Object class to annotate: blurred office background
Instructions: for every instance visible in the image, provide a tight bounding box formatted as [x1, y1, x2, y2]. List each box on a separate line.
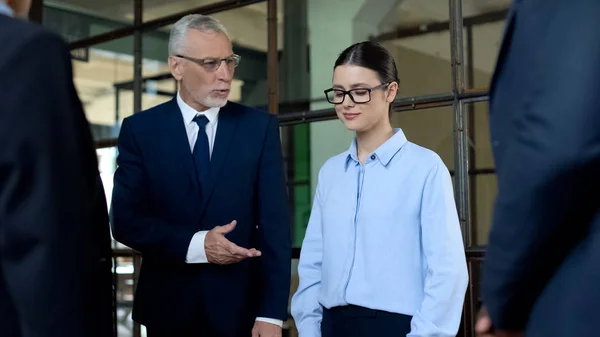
[29, 0, 512, 335]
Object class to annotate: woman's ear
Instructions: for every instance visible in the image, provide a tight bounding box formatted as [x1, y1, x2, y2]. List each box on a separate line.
[386, 82, 399, 103]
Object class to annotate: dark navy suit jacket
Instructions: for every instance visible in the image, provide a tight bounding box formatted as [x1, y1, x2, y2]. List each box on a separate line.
[483, 1, 600, 336]
[111, 98, 291, 335]
[0, 14, 113, 337]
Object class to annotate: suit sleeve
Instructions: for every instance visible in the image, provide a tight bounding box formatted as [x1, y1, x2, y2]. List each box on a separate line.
[255, 114, 292, 320]
[111, 117, 197, 261]
[483, 2, 600, 330]
[0, 31, 112, 336]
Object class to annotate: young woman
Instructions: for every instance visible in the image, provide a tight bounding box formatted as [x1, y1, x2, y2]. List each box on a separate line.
[291, 41, 469, 337]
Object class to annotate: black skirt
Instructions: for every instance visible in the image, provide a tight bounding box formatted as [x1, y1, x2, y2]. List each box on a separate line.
[321, 305, 413, 337]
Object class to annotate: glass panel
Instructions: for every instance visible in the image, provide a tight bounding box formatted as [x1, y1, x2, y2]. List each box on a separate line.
[279, 0, 310, 113]
[279, 124, 311, 249]
[139, 77, 177, 111]
[462, 0, 511, 89]
[98, 146, 135, 335]
[97, 147, 123, 248]
[306, 0, 452, 106]
[114, 255, 135, 337]
[473, 173, 497, 245]
[380, 0, 452, 97]
[467, 101, 497, 245]
[73, 36, 132, 140]
[212, 2, 270, 109]
[138, 28, 177, 110]
[472, 101, 494, 169]
[392, 106, 454, 168]
[43, 1, 134, 42]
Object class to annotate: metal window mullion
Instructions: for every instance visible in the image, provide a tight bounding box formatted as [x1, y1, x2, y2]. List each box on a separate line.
[449, 0, 472, 248]
[132, 2, 143, 337]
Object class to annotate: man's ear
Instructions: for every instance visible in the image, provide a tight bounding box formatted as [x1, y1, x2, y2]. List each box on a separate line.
[169, 56, 183, 81]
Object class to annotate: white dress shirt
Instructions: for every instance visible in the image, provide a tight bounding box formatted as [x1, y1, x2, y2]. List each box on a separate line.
[177, 93, 283, 327]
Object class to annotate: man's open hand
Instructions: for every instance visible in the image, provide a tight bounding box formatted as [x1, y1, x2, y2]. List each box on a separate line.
[204, 220, 261, 264]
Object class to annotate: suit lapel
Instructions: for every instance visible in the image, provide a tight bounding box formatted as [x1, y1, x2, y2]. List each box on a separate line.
[162, 98, 200, 192]
[201, 103, 239, 208]
[489, 5, 517, 105]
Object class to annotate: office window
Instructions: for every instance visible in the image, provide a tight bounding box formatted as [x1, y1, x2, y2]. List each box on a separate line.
[43, 1, 134, 41]
[462, 1, 511, 89]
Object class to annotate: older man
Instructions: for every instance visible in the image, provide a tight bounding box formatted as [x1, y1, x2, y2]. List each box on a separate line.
[111, 14, 291, 337]
[0, 0, 113, 336]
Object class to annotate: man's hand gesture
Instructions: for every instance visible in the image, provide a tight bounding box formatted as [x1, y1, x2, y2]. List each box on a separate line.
[205, 220, 261, 264]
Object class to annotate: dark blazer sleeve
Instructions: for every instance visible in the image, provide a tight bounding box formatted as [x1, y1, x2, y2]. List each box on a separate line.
[483, 2, 600, 330]
[0, 30, 113, 336]
[111, 118, 197, 261]
[255, 114, 292, 320]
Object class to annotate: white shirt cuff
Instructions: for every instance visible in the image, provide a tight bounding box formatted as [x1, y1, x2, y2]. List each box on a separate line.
[256, 317, 284, 327]
[185, 231, 209, 263]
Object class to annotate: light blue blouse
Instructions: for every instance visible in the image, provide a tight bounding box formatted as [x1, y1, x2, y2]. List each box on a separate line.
[291, 128, 468, 336]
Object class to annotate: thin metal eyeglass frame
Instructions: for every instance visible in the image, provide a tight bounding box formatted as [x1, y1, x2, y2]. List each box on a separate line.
[174, 54, 241, 71]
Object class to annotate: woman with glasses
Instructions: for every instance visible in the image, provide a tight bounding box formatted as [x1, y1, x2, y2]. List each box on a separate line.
[291, 41, 468, 337]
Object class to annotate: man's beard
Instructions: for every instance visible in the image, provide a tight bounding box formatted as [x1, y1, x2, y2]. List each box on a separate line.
[201, 95, 228, 108]
[193, 91, 228, 108]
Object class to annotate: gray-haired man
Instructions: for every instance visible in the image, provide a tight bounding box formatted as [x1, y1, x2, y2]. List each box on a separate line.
[111, 14, 291, 337]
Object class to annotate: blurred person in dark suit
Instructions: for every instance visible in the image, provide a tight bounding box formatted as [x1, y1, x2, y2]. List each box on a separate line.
[476, 1, 600, 337]
[0, 1, 113, 336]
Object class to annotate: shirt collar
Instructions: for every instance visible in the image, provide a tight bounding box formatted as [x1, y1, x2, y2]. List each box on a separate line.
[176, 91, 220, 125]
[345, 128, 408, 170]
[0, 2, 14, 17]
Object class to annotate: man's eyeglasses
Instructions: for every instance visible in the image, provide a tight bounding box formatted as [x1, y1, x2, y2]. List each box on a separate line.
[324, 82, 391, 104]
[175, 54, 241, 72]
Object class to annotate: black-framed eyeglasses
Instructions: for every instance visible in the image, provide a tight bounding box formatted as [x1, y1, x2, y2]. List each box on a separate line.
[175, 54, 241, 72]
[324, 82, 391, 104]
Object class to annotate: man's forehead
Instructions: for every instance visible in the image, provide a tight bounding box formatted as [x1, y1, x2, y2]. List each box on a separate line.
[185, 30, 232, 57]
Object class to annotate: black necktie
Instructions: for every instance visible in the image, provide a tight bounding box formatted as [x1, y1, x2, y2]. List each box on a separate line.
[192, 115, 210, 191]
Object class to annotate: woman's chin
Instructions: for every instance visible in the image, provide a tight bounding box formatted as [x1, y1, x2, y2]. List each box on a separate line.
[344, 123, 369, 133]
[340, 119, 363, 132]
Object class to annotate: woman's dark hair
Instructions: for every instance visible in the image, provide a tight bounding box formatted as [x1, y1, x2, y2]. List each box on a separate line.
[334, 41, 400, 89]
[334, 41, 399, 116]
